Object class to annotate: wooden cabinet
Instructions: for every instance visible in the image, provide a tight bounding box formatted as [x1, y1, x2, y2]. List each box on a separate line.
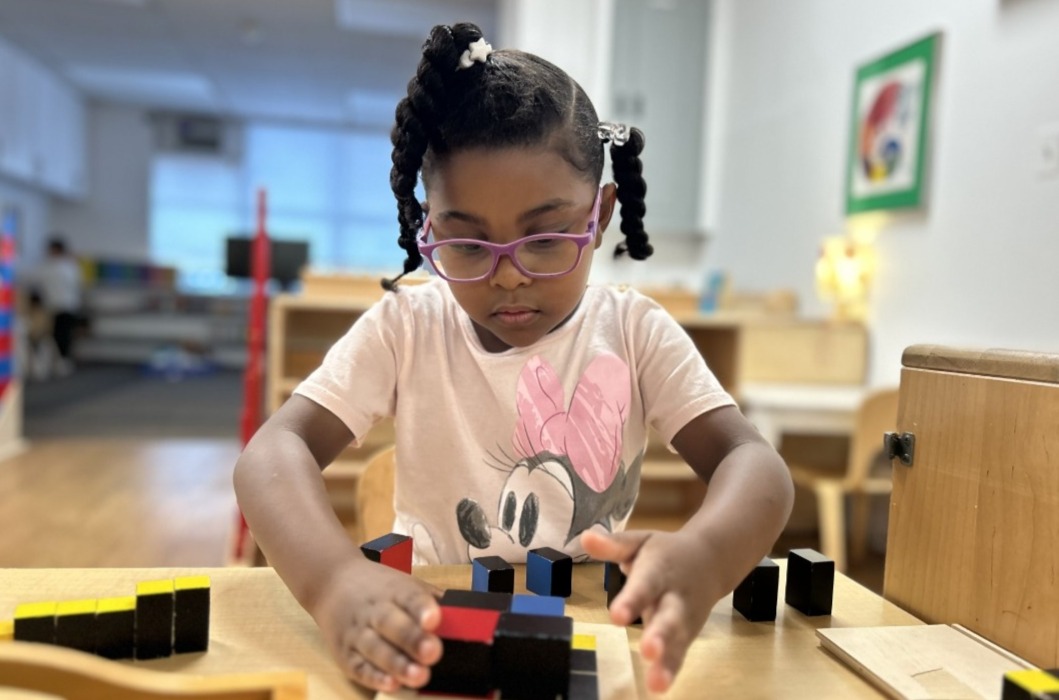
[884, 345, 1059, 669]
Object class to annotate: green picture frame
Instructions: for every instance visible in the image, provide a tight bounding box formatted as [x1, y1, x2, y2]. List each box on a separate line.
[845, 32, 940, 215]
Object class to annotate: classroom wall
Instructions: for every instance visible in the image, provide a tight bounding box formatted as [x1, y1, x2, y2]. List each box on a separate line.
[705, 0, 1059, 385]
[51, 101, 153, 261]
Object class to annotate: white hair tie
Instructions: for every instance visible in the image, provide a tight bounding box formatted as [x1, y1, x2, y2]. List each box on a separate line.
[597, 122, 631, 146]
[458, 37, 493, 70]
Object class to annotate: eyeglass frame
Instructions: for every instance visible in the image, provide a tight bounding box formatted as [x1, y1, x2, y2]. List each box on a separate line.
[416, 187, 603, 283]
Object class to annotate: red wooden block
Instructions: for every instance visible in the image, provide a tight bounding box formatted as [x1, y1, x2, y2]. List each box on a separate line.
[436, 606, 501, 644]
[360, 533, 413, 574]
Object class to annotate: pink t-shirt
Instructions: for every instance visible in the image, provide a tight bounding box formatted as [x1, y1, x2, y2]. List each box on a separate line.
[295, 278, 734, 565]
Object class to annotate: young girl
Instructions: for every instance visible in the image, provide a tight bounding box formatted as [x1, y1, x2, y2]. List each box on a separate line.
[234, 22, 793, 696]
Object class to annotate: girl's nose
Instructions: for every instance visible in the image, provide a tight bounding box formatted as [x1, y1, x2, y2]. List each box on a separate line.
[490, 253, 531, 289]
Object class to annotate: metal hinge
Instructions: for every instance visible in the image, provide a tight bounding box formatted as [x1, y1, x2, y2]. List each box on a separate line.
[884, 431, 916, 466]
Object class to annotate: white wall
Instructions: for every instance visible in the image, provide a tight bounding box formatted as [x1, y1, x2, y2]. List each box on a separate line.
[707, 0, 1059, 385]
[51, 101, 153, 261]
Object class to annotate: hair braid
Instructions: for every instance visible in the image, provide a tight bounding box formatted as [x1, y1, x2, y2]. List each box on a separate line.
[384, 24, 484, 291]
[609, 127, 652, 260]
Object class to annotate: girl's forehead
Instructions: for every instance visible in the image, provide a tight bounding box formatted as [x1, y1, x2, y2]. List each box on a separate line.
[428, 147, 595, 207]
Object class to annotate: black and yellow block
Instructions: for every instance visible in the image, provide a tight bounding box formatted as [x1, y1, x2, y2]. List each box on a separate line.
[1002, 669, 1059, 700]
[55, 599, 97, 653]
[96, 596, 136, 660]
[13, 602, 57, 644]
[174, 575, 211, 653]
[135, 579, 174, 660]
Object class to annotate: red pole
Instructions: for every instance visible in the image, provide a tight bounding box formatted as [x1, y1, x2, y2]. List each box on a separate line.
[232, 188, 270, 563]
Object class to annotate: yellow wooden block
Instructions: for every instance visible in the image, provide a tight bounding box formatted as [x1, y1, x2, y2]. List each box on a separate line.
[1005, 669, 1059, 693]
[174, 575, 211, 591]
[572, 633, 597, 651]
[96, 596, 136, 614]
[14, 602, 56, 620]
[136, 580, 174, 596]
[56, 600, 97, 617]
[0, 620, 13, 642]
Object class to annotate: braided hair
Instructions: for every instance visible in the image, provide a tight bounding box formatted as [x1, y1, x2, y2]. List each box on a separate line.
[384, 22, 651, 290]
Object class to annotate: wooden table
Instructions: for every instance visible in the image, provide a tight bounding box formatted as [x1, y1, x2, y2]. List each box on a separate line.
[0, 562, 922, 699]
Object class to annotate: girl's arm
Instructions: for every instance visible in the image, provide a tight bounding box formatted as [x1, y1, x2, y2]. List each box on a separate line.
[233, 394, 364, 610]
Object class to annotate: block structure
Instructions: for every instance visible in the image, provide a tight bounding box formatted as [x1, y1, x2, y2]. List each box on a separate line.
[95, 596, 136, 660]
[493, 612, 573, 699]
[511, 593, 564, 617]
[174, 575, 211, 653]
[733, 557, 779, 622]
[422, 605, 501, 696]
[784, 548, 834, 616]
[439, 589, 512, 612]
[359, 533, 413, 574]
[135, 579, 175, 660]
[472, 555, 514, 594]
[55, 600, 97, 653]
[1001, 669, 1059, 700]
[13, 602, 57, 645]
[527, 547, 572, 598]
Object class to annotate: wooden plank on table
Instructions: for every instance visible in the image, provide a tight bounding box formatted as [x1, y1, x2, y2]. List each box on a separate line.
[378, 622, 635, 700]
[817, 625, 1032, 700]
[740, 321, 867, 385]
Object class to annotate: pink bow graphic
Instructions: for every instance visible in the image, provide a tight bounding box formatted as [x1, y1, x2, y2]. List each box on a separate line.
[513, 354, 631, 493]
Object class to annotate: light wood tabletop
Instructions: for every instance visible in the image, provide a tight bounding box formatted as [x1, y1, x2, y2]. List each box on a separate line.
[0, 561, 922, 699]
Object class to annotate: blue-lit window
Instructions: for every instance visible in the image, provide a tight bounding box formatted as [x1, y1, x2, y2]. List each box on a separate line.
[149, 123, 400, 293]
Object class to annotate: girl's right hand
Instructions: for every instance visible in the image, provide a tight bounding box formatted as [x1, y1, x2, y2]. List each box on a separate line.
[312, 559, 443, 692]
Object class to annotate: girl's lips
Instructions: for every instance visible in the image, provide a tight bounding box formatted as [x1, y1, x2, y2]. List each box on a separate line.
[493, 308, 540, 327]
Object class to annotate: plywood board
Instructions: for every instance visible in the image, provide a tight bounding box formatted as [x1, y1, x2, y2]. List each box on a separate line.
[378, 622, 635, 700]
[817, 624, 1032, 700]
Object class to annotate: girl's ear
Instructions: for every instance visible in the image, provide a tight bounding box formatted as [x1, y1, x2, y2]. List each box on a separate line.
[594, 183, 618, 248]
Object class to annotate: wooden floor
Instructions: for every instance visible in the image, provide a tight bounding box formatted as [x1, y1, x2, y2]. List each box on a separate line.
[0, 437, 241, 568]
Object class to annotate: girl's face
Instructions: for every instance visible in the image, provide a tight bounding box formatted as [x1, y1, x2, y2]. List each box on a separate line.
[425, 147, 616, 353]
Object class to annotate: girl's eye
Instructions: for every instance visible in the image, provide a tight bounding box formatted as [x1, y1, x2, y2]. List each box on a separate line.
[524, 238, 562, 252]
[447, 242, 486, 255]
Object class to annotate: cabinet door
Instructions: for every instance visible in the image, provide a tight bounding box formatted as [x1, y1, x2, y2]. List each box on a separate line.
[610, 0, 709, 235]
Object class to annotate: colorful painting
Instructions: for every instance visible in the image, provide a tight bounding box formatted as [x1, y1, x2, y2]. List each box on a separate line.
[846, 33, 940, 214]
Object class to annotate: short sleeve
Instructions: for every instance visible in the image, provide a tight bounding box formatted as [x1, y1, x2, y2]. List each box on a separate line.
[293, 295, 403, 445]
[630, 299, 736, 447]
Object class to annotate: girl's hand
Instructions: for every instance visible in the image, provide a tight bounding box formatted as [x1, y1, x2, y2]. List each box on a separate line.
[311, 559, 443, 693]
[582, 528, 726, 694]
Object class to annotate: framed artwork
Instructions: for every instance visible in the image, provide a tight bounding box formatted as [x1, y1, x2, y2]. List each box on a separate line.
[845, 32, 941, 215]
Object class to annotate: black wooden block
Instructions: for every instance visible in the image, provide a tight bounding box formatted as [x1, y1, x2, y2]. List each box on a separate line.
[568, 670, 600, 700]
[174, 575, 211, 653]
[492, 612, 573, 699]
[55, 600, 97, 653]
[135, 580, 175, 660]
[472, 555, 515, 594]
[733, 557, 779, 622]
[604, 561, 641, 625]
[439, 588, 512, 612]
[95, 596, 136, 660]
[571, 648, 597, 673]
[13, 602, 56, 645]
[423, 605, 499, 697]
[527, 546, 572, 598]
[785, 548, 834, 616]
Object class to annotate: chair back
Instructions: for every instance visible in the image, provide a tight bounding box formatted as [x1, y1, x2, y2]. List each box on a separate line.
[845, 387, 899, 488]
[355, 445, 396, 544]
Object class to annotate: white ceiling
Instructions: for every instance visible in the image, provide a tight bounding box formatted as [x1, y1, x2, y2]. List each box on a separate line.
[0, 0, 499, 127]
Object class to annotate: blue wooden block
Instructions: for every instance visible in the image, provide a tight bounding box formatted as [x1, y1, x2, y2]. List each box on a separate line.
[511, 593, 565, 617]
[471, 555, 514, 594]
[527, 547, 572, 597]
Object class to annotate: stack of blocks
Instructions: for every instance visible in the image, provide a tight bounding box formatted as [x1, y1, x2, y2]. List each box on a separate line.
[428, 588, 600, 699]
[733, 549, 834, 622]
[5, 575, 210, 660]
[1002, 669, 1059, 699]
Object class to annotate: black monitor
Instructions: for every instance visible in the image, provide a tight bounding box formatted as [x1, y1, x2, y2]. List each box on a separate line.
[225, 236, 309, 290]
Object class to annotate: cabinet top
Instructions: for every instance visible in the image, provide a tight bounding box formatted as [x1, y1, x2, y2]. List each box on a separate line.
[903, 344, 1059, 384]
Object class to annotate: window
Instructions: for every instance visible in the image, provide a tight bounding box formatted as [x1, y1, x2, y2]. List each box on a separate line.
[149, 122, 402, 293]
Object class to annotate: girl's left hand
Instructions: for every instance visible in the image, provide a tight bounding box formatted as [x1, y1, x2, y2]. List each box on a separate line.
[581, 528, 726, 694]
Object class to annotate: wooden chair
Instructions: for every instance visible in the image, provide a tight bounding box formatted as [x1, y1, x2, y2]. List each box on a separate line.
[354, 445, 397, 545]
[787, 387, 899, 573]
